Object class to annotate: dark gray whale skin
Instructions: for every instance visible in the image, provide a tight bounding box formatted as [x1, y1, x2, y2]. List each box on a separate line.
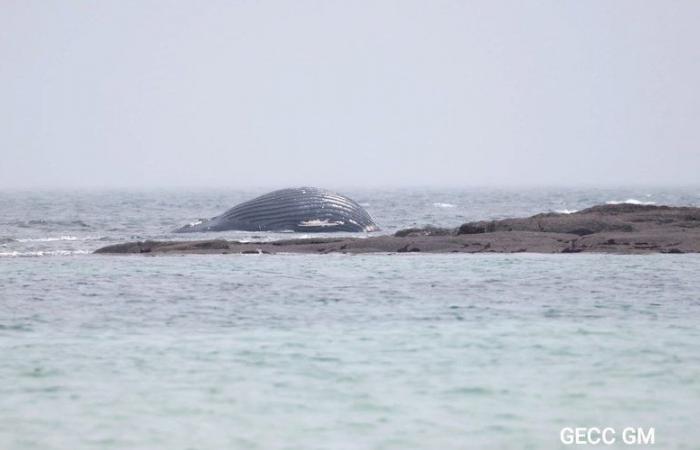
[175, 187, 379, 233]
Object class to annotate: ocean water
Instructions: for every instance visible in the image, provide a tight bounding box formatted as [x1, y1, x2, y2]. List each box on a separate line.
[1, 187, 700, 449]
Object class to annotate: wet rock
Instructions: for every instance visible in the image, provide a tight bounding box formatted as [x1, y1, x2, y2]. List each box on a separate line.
[96, 204, 700, 255]
[394, 226, 451, 237]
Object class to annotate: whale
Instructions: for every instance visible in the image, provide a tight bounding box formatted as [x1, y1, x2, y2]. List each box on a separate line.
[175, 187, 380, 233]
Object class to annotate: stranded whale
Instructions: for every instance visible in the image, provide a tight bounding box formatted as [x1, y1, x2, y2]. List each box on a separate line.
[175, 187, 379, 233]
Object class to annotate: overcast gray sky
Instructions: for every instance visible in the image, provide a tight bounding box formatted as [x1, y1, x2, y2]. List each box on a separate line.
[1, 1, 698, 189]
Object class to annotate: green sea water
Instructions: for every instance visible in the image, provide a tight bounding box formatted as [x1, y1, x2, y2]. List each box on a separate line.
[1, 188, 699, 449]
[2, 253, 699, 449]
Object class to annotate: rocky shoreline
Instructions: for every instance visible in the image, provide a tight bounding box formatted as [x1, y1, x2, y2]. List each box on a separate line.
[95, 204, 700, 255]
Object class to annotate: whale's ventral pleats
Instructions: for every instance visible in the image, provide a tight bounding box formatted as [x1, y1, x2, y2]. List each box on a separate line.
[175, 187, 379, 233]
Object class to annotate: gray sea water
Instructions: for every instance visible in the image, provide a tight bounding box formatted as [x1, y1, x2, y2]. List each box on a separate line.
[1, 187, 700, 449]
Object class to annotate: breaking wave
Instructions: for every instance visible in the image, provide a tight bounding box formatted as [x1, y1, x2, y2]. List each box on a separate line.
[10, 236, 107, 243]
[6, 219, 91, 229]
[605, 199, 656, 206]
[0, 250, 91, 258]
[16, 236, 79, 242]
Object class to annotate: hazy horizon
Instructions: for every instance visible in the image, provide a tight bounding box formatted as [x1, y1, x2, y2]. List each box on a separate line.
[2, 1, 699, 189]
[2, 182, 700, 192]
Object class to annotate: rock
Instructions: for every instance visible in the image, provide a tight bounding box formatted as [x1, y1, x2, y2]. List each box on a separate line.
[95, 204, 700, 255]
[394, 225, 452, 237]
[456, 223, 487, 234]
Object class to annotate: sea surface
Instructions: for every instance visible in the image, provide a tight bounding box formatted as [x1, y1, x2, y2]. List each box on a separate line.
[1, 187, 700, 449]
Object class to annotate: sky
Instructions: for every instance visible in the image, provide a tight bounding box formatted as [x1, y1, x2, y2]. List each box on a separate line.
[1, 0, 699, 189]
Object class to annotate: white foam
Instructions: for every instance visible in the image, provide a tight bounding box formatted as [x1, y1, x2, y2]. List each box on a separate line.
[0, 250, 91, 258]
[433, 202, 456, 208]
[605, 199, 656, 206]
[297, 219, 344, 227]
[554, 209, 579, 214]
[16, 236, 78, 242]
[14, 236, 106, 243]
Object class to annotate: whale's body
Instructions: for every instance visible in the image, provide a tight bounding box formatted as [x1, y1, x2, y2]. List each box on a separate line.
[175, 187, 379, 233]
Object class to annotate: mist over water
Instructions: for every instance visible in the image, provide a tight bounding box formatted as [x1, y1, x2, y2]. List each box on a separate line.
[3, 1, 700, 189]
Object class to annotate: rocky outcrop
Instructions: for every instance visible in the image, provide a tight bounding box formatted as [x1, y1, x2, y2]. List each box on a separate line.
[455, 204, 697, 236]
[95, 204, 700, 255]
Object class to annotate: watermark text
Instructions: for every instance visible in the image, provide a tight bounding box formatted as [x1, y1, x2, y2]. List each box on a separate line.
[560, 427, 655, 445]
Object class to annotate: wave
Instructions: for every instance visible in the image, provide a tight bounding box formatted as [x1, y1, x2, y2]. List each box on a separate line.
[0, 250, 91, 258]
[11, 236, 107, 243]
[15, 236, 78, 242]
[605, 199, 656, 206]
[554, 209, 579, 214]
[5, 219, 91, 228]
[433, 202, 456, 208]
